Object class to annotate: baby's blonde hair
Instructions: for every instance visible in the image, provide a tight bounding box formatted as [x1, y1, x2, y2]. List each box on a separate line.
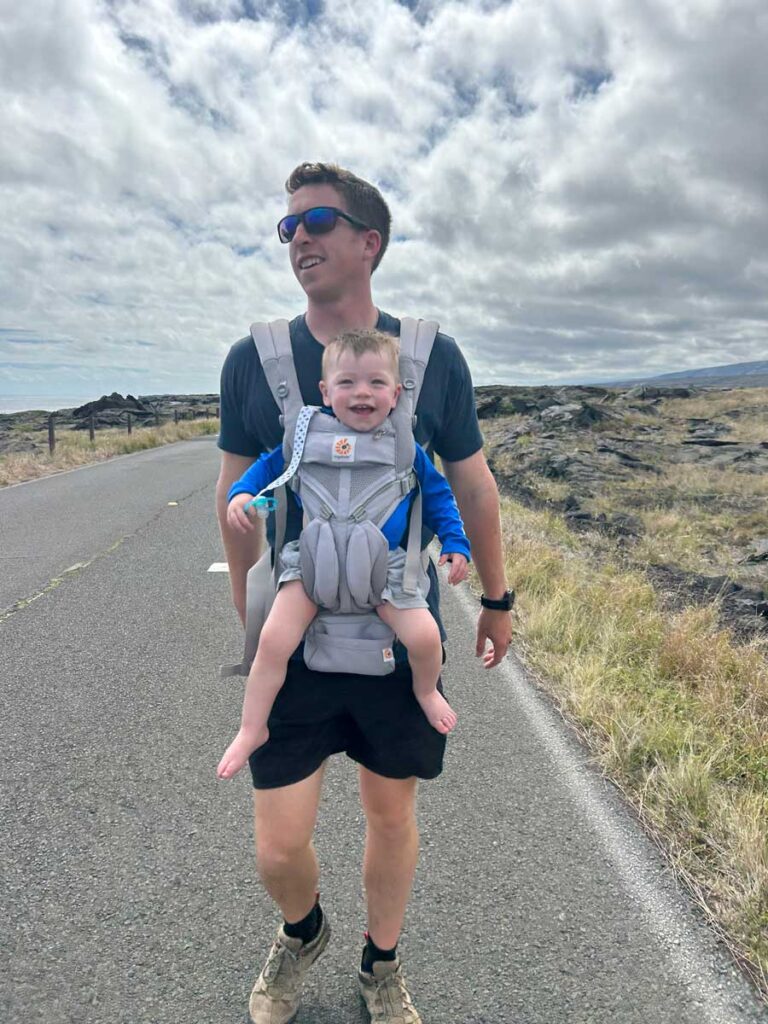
[322, 329, 400, 380]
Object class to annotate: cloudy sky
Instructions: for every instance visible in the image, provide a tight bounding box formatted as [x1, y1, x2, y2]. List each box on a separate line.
[1, 0, 766, 401]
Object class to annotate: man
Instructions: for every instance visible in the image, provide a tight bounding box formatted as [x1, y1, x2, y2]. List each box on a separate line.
[216, 162, 513, 1024]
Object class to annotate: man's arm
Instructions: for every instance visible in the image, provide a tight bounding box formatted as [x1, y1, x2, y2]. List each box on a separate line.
[216, 451, 265, 626]
[442, 450, 513, 668]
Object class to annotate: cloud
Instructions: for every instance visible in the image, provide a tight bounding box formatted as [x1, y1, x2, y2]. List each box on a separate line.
[0, 0, 766, 398]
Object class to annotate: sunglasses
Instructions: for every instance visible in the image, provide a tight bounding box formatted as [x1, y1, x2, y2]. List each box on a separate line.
[277, 206, 371, 244]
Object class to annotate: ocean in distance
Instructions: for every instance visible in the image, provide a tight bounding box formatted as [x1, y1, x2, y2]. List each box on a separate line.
[0, 396, 94, 414]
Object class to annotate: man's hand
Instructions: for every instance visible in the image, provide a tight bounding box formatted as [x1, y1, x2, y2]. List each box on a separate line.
[475, 607, 513, 668]
[443, 451, 513, 669]
[438, 551, 469, 585]
[216, 453, 263, 626]
[227, 493, 258, 534]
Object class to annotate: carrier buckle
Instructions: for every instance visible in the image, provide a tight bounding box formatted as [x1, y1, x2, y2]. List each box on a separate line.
[350, 506, 367, 523]
[400, 472, 417, 495]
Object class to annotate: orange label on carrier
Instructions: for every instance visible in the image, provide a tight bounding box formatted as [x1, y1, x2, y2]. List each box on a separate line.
[332, 435, 356, 461]
[382, 647, 395, 663]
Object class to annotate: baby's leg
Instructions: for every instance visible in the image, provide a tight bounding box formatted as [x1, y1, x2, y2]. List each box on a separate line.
[217, 581, 317, 779]
[376, 604, 457, 735]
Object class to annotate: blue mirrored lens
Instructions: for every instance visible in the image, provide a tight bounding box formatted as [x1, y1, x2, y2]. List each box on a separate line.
[303, 207, 337, 234]
[278, 215, 300, 242]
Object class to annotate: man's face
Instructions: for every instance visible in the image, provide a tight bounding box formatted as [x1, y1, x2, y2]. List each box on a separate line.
[286, 184, 377, 302]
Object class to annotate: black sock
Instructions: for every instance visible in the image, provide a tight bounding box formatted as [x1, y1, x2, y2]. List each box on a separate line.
[361, 931, 397, 973]
[283, 901, 323, 945]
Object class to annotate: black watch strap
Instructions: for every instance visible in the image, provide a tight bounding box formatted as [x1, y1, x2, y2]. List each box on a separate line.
[480, 589, 515, 611]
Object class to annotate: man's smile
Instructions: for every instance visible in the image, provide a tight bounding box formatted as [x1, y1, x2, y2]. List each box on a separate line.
[298, 255, 324, 270]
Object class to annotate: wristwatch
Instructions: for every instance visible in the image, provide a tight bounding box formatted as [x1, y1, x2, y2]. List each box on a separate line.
[480, 589, 515, 611]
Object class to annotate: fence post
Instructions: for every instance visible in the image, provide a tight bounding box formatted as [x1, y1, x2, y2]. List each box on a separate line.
[127, 412, 132, 435]
[89, 412, 95, 443]
[154, 410, 160, 427]
[174, 409, 179, 425]
[215, 405, 219, 419]
[48, 414, 55, 454]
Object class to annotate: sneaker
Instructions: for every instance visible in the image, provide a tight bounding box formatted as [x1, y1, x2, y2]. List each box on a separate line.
[358, 958, 423, 1024]
[248, 914, 331, 1024]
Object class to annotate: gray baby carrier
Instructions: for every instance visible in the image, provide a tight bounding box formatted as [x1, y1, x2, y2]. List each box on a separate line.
[220, 317, 439, 679]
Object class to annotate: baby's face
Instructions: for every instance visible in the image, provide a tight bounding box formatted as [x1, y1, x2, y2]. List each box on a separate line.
[320, 350, 402, 432]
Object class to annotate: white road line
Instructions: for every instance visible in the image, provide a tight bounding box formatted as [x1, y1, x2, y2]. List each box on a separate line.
[453, 583, 757, 1024]
[208, 562, 230, 572]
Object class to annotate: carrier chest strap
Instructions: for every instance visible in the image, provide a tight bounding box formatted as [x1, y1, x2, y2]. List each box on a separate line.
[249, 405, 319, 504]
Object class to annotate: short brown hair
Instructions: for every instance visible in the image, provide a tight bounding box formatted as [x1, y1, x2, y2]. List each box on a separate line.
[322, 329, 400, 380]
[285, 162, 391, 272]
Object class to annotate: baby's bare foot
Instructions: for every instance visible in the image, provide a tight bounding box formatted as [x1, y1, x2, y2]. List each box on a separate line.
[415, 690, 458, 734]
[217, 725, 269, 779]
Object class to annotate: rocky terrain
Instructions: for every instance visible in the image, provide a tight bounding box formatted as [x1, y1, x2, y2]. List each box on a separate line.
[477, 382, 768, 642]
[0, 393, 219, 455]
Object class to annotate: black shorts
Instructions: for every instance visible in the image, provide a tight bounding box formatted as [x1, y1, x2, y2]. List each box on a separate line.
[248, 660, 447, 789]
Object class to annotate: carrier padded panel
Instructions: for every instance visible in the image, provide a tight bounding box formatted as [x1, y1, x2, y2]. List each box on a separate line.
[346, 521, 390, 608]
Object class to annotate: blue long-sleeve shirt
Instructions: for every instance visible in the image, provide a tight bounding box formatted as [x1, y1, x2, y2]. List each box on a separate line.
[228, 437, 471, 561]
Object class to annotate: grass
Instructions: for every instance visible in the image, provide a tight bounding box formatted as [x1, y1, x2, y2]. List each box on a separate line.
[587, 465, 768, 577]
[0, 419, 219, 487]
[661, 389, 768, 443]
[497, 497, 768, 996]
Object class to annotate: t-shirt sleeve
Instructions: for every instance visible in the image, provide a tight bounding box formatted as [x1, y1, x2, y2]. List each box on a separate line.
[217, 340, 262, 456]
[431, 340, 484, 463]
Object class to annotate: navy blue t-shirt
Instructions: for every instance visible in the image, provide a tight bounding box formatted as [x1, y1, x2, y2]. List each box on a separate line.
[218, 310, 483, 646]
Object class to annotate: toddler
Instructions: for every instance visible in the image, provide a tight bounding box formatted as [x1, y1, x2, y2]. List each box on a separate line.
[217, 329, 470, 779]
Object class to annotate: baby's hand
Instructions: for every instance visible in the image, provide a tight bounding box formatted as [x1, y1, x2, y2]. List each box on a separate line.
[227, 493, 257, 534]
[438, 552, 469, 585]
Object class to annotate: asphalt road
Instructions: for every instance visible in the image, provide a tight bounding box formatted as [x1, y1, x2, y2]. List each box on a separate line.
[1, 437, 766, 1024]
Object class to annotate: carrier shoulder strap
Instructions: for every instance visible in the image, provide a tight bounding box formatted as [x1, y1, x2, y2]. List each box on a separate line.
[249, 320, 303, 451]
[250, 319, 304, 572]
[393, 317, 439, 451]
[395, 318, 439, 595]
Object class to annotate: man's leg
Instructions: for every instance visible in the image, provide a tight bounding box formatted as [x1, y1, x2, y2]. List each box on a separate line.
[248, 765, 331, 1024]
[357, 767, 422, 1022]
[359, 767, 419, 949]
[253, 763, 325, 922]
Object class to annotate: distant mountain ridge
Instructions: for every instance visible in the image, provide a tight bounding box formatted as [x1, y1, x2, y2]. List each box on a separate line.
[607, 359, 768, 389]
[650, 360, 768, 382]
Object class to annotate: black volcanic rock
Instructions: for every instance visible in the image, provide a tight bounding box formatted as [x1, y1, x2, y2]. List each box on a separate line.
[73, 393, 153, 418]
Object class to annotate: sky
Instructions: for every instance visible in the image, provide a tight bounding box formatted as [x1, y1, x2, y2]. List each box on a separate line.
[1, 0, 767, 399]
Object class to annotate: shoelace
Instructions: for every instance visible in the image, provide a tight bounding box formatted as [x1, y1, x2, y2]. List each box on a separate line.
[371, 969, 417, 1021]
[262, 939, 299, 988]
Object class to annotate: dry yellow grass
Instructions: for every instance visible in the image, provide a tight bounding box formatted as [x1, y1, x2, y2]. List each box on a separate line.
[0, 419, 219, 487]
[659, 389, 768, 444]
[580, 461, 768, 577]
[498, 497, 768, 995]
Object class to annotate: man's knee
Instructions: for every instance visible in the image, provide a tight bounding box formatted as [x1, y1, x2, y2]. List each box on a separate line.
[253, 769, 324, 873]
[256, 829, 313, 875]
[362, 780, 418, 838]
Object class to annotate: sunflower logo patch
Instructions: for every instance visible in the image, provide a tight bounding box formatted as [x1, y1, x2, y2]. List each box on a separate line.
[332, 435, 356, 461]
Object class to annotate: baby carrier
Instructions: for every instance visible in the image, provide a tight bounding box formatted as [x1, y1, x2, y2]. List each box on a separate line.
[220, 317, 439, 679]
